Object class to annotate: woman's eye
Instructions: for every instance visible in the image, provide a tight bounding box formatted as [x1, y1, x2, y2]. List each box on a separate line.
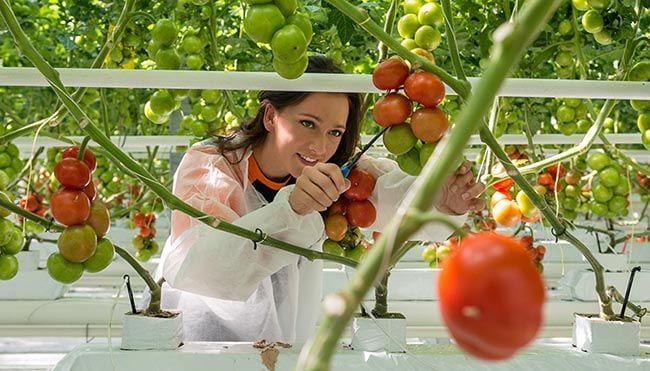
[300, 120, 315, 129]
[329, 130, 343, 137]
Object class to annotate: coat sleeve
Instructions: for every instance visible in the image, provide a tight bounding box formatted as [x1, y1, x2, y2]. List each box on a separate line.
[161, 148, 324, 301]
[356, 156, 467, 243]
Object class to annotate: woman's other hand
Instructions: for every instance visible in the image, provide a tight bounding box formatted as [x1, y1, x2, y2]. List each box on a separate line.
[435, 160, 486, 215]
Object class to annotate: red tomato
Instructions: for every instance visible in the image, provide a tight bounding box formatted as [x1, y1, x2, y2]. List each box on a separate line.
[329, 198, 349, 216]
[62, 146, 97, 173]
[82, 181, 97, 202]
[545, 163, 565, 179]
[20, 194, 40, 212]
[410, 106, 448, 143]
[404, 71, 445, 108]
[50, 188, 91, 226]
[133, 212, 146, 228]
[438, 231, 545, 361]
[372, 58, 410, 90]
[344, 169, 376, 201]
[492, 177, 513, 192]
[372, 93, 412, 127]
[86, 201, 110, 238]
[54, 158, 91, 189]
[346, 200, 376, 228]
[491, 199, 522, 227]
[537, 172, 554, 186]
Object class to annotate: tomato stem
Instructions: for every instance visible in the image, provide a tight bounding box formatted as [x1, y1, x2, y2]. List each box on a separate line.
[441, 0, 468, 83]
[77, 136, 91, 161]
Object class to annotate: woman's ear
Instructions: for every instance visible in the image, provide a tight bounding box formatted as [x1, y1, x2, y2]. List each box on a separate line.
[262, 104, 276, 132]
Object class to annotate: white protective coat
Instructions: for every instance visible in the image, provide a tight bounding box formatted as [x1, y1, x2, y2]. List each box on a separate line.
[156, 143, 466, 344]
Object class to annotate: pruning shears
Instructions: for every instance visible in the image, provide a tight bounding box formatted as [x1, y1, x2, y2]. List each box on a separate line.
[340, 127, 389, 177]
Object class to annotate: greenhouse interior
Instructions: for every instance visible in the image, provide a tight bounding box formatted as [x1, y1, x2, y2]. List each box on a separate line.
[0, 0, 649, 369]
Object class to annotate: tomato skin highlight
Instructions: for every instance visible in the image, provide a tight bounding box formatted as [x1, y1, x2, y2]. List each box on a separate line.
[438, 232, 545, 361]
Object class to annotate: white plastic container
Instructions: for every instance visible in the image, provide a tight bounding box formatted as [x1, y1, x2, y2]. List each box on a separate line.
[120, 311, 183, 350]
[572, 313, 640, 356]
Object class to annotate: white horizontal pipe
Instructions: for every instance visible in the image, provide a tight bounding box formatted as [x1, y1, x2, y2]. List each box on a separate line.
[14, 133, 646, 153]
[1, 68, 648, 99]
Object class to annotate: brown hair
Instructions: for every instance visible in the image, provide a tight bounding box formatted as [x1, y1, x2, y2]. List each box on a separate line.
[214, 55, 363, 166]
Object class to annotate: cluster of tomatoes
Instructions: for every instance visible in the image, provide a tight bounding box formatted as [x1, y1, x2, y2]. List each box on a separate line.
[322, 168, 377, 262]
[243, 1, 313, 79]
[489, 162, 542, 228]
[19, 192, 48, 218]
[518, 235, 547, 273]
[131, 211, 159, 262]
[437, 231, 545, 361]
[46, 146, 115, 284]
[397, 0, 444, 56]
[372, 57, 449, 176]
[420, 235, 459, 268]
[0, 194, 25, 281]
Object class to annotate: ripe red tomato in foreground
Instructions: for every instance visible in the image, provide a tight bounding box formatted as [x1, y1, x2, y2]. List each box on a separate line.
[404, 71, 445, 108]
[344, 169, 376, 201]
[438, 232, 545, 361]
[372, 58, 410, 90]
[62, 146, 97, 172]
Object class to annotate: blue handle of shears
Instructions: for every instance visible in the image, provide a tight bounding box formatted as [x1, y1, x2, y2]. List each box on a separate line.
[340, 163, 352, 178]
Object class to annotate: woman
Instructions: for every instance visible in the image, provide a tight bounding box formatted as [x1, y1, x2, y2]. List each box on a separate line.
[157, 55, 484, 344]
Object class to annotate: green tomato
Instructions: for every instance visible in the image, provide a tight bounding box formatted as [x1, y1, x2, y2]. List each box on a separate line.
[598, 166, 620, 187]
[564, 184, 580, 198]
[591, 183, 613, 203]
[587, 152, 610, 170]
[0, 218, 13, 246]
[1, 228, 24, 255]
[84, 238, 115, 273]
[638, 113, 650, 133]
[613, 180, 630, 195]
[582, 10, 604, 34]
[421, 245, 437, 264]
[562, 196, 579, 211]
[322, 239, 345, 257]
[608, 195, 627, 213]
[136, 248, 152, 262]
[589, 201, 608, 216]
[345, 245, 366, 262]
[47, 253, 84, 284]
[0, 254, 18, 280]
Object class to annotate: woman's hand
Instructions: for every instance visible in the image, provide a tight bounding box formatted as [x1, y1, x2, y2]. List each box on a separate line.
[435, 160, 486, 215]
[289, 163, 350, 215]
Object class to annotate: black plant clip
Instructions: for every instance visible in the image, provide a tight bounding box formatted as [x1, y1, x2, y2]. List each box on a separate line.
[620, 266, 642, 319]
[123, 274, 137, 314]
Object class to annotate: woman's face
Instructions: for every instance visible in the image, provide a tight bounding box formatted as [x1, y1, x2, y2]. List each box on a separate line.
[262, 92, 350, 179]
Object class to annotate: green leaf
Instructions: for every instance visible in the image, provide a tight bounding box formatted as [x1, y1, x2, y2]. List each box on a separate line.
[323, 3, 356, 44]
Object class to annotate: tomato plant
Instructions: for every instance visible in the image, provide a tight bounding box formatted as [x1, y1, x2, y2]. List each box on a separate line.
[438, 232, 545, 361]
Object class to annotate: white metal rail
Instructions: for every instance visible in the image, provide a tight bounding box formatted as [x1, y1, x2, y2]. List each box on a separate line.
[1, 68, 649, 99]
